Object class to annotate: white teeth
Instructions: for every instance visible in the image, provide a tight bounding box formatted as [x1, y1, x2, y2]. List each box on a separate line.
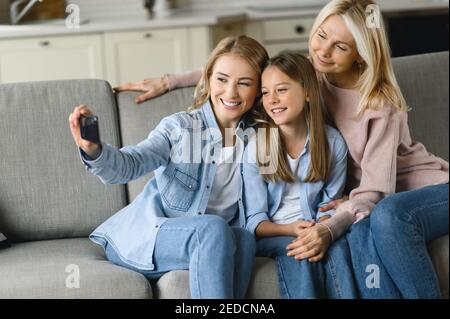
[221, 99, 241, 107]
[272, 108, 287, 114]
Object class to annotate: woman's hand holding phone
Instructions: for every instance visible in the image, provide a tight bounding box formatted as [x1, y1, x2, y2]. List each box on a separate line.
[68, 105, 102, 159]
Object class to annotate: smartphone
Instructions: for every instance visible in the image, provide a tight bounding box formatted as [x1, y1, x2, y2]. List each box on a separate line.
[80, 114, 101, 144]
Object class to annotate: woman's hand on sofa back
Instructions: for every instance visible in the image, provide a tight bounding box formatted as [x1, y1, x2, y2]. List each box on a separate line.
[113, 76, 170, 104]
[68, 105, 102, 159]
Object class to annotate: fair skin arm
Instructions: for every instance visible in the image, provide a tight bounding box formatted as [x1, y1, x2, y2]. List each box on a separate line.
[255, 220, 316, 238]
[318, 195, 349, 212]
[286, 216, 333, 262]
[68, 105, 102, 159]
[113, 69, 203, 104]
[113, 77, 170, 104]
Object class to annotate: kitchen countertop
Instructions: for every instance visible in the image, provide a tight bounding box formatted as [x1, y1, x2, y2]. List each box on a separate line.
[0, 10, 248, 39]
[0, 0, 448, 39]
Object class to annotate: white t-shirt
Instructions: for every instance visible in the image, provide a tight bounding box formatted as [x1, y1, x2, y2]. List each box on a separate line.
[206, 146, 240, 223]
[271, 154, 304, 224]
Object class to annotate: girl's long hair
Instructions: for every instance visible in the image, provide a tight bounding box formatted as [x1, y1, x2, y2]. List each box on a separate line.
[309, 0, 408, 115]
[255, 52, 331, 183]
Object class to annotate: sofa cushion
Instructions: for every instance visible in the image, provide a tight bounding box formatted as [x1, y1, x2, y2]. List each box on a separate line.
[154, 270, 190, 299]
[154, 257, 281, 299]
[0, 238, 153, 298]
[392, 51, 449, 161]
[0, 80, 127, 241]
[429, 235, 449, 298]
[246, 257, 281, 299]
[116, 87, 195, 201]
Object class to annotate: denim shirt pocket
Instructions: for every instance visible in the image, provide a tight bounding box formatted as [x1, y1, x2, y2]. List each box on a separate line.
[162, 168, 199, 211]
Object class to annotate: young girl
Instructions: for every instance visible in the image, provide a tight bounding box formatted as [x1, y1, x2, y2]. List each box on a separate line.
[68, 35, 269, 299]
[243, 51, 357, 298]
[115, 0, 449, 298]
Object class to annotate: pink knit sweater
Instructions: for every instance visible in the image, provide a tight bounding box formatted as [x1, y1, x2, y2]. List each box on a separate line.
[168, 70, 449, 241]
[320, 78, 449, 240]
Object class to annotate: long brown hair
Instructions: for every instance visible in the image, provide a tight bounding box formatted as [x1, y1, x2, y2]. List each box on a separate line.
[191, 35, 269, 110]
[255, 51, 331, 184]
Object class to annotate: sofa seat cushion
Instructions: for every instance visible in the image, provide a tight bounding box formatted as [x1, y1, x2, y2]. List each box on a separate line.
[155, 257, 281, 299]
[429, 234, 449, 298]
[0, 238, 152, 299]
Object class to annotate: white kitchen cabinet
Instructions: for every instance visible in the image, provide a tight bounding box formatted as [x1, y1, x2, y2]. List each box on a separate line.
[104, 27, 200, 87]
[0, 34, 104, 83]
[246, 16, 315, 57]
[0, 14, 317, 86]
[188, 23, 247, 69]
[187, 26, 211, 70]
[264, 41, 310, 57]
[102, 24, 244, 87]
[211, 21, 246, 47]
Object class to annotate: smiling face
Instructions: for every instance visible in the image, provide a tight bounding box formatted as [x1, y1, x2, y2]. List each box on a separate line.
[310, 15, 362, 81]
[209, 54, 260, 128]
[261, 66, 308, 127]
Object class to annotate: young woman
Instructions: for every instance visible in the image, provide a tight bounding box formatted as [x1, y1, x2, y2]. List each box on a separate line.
[114, 0, 449, 298]
[68, 35, 269, 299]
[243, 51, 357, 298]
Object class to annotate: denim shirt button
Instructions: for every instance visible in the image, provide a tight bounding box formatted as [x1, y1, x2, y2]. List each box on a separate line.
[155, 225, 159, 228]
[206, 185, 210, 189]
[188, 185, 192, 189]
[212, 160, 216, 164]
[197, 212, 202, 215]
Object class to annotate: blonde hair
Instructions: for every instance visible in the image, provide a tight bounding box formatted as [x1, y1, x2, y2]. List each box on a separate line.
[309, 0, 408, 115]
[255, 51, 331, 184]
[191, 35, 269, 110]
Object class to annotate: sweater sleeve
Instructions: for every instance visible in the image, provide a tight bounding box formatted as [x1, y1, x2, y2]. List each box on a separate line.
[167, 69, 203, 90]
[321, 108, 401, 241]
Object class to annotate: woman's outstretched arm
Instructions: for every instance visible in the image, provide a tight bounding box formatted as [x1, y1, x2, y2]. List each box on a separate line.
[114, 69, 203, 104]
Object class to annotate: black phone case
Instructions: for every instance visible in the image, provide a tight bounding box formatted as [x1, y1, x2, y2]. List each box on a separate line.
[80, 115, 101, 144]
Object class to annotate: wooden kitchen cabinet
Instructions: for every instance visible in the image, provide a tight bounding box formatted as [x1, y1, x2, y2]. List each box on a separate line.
[0, 34, 104, 83]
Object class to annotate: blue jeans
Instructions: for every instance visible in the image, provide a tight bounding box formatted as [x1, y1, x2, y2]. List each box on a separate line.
[105, 215, 255, 299]
[370, 183, 449, 299]
[256, 235, 358, 298]
[346, 218, 402, 298]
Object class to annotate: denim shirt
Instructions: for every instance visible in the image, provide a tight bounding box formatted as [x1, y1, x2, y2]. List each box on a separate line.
[243, 126, 348, 235]
[83, 101, 250, 270]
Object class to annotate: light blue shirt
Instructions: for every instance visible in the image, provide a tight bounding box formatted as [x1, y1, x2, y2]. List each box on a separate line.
[243, 126, 348, 235]
[83, 101, 251, 270]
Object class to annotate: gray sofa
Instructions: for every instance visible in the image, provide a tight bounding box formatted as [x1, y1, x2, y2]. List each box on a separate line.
[0, 52, 448, 299]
